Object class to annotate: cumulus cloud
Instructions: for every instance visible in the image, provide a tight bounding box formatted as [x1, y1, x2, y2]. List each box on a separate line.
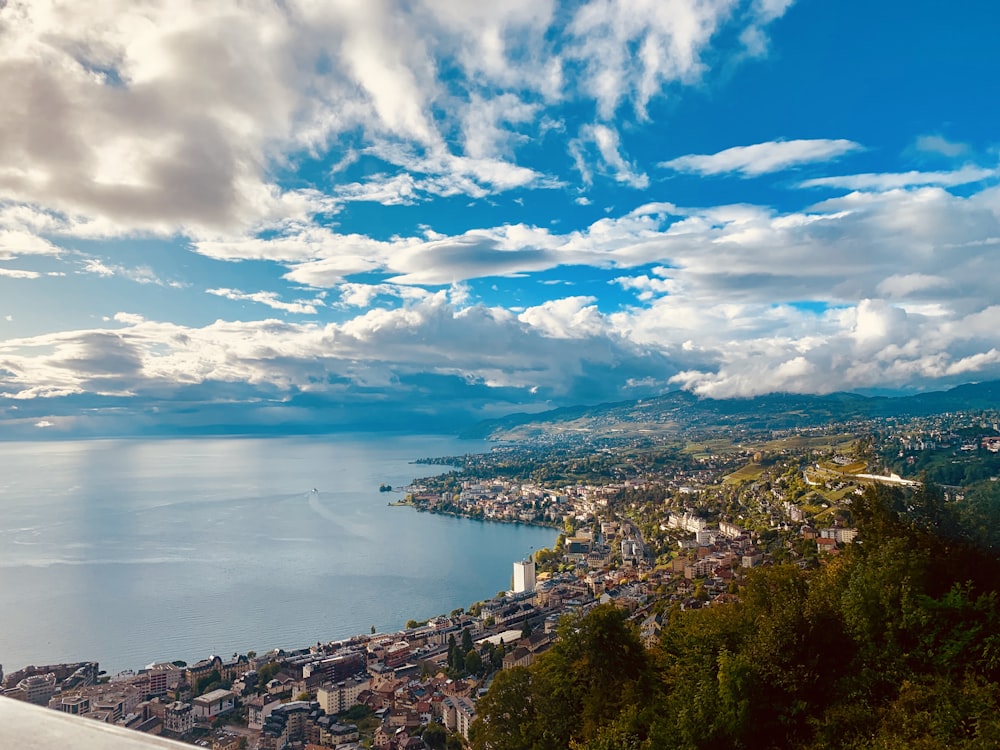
[517, 296, 605, 338]
[660, 138, 862, 176]
[0, 0, 790, 242]
[10, 0, 1000, 424]
[662, 296, 1000, 398]
[0, 295, 672, 414]
[186, 181, 1000, 327]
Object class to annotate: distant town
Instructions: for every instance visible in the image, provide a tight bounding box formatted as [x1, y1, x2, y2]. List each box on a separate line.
[4, 407, 1000, 750]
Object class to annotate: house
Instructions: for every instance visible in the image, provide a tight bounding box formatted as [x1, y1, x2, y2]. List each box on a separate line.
[373, 724, 393, 749]
[502, 646, 533, 670]
[816, 537, 838, 555]
[640, 612, 663, 648]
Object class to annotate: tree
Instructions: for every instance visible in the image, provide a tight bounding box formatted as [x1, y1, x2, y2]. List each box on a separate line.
[257, 662, 280, 685]
[422, 722, 447, 750]
[469, 667, 538, 750]
[473, 605, 653, 750]
[464, 649, 483, 676]
[196, 669, 222, 696]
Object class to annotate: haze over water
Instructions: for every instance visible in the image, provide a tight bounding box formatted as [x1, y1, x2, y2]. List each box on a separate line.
[0, 435, 555, 675]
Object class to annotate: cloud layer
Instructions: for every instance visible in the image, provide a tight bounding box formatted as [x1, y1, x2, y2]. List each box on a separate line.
[2, 0, 1000, 435]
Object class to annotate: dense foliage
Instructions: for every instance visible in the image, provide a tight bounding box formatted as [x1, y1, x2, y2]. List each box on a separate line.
[471, 484, 1000, 749]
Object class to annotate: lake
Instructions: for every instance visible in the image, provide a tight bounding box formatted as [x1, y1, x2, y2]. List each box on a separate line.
[0, 435, 556, 675]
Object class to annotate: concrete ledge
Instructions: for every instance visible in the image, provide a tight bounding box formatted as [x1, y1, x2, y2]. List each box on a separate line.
[0, 697, 192, 750]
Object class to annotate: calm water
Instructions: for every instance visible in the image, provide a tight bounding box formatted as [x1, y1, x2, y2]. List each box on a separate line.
[0, 435, 555, 675]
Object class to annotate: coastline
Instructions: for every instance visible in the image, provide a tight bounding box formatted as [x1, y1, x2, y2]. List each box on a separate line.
[387, 495, 561, 530]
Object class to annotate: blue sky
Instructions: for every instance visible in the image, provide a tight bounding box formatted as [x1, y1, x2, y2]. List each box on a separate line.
[2, 0, 1000, 436]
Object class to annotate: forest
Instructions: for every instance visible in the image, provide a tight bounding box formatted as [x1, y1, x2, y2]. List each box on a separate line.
[470, 481, 1000, 750]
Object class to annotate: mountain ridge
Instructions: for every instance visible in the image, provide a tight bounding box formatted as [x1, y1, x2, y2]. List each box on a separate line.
[463, 380, 1000, 440]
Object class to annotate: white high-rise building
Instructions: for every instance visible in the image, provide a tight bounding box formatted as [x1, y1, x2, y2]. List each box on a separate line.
[513, 559, 535, 593]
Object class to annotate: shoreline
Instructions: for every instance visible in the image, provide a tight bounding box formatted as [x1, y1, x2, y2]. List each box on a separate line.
[387, 495, 561, 531]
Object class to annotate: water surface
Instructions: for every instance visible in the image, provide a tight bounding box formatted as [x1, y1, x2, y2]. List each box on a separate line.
[0, 435, 555, 674]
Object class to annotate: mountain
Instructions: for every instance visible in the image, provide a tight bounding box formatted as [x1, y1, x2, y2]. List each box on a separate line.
[464, 380, 1000, 441]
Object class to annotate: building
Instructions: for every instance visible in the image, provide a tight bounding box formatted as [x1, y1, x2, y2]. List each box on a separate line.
[513, 559, 536, 594]
[317, 675, 370, 715]
[143, 664, 182, 697]
[163, 701, 194, 735]
[718, 521, 743, 539]
[442, 696, 476, 739]
[248, 694, 284, 730]
[50, 694, 90, 715]
[16, 673, 57, 705]
[192, 689, 235, 721]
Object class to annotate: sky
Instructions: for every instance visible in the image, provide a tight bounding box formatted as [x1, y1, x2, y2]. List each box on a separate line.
[1, 0, 1000, 437]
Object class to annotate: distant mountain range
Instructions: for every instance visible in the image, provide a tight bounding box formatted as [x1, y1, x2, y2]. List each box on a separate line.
[464, 380, 1000, 441]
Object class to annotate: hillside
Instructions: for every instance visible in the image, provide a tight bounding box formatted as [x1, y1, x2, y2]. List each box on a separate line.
[464, 380, 1000, 441]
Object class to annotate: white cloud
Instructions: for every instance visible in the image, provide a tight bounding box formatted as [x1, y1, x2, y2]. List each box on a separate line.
[753, 0, 796, 22]
[12, 2, 1000, 411]
[799, 165, 998, 190]
[334, 173, 420, 206]
[0, 230, 65, 261]
[113, 312, 146, 325]
[80, 259, 172, 286]
[613, 271, 678, 300]
[0, 0, 791, 246]
[206, 288, 321, 315]
[332, 152, 550, 205]
[0, 295, 668, 408]
[914, 134, 968, 157]
[566, 0, 739, 119]
[0, 267, 42, 279]
[336, 283, 430, 308]
[186, 180, 1000, 318]
[876, 273, 948, 298]
[570, 124, 649, 188]
[517, 296, 605, 338]
[660, 138, 862, 176]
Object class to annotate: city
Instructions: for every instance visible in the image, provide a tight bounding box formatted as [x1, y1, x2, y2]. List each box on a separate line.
[5, 406, 1000, 748]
